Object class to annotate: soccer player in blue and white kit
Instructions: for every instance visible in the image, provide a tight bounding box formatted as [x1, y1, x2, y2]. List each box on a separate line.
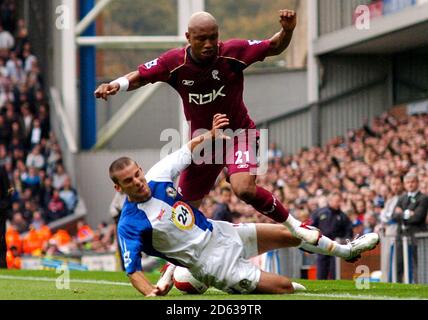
[109, 114, 379, 297]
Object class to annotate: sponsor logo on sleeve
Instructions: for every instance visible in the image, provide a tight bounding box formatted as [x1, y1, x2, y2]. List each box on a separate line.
[248, 40, 262, 46]
[144, 58, 159, 69]
[182, 80, 195, 86]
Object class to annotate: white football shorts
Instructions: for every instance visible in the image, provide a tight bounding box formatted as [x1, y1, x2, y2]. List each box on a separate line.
[190, 220, 260, 294]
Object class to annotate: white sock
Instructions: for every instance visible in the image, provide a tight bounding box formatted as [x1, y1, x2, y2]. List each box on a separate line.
[299, 235, 350, 259]
[282, 213, 301, 232]
[157, 264, 176, 288]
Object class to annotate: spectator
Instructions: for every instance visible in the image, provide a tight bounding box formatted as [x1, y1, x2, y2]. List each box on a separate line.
[30, 209, 45, 231]
[311, 192, 353, 280]
[0, 24, 14, 51]
[46, 189, 68, 223]
[379, 175, 403, 236]
[6, 50, 24, 84]
[39, 176, 54, 209]
[109, 191, 126, 224]
[37, 105, 50, 139]
[52, 163, 67, 190]
[363, 212, 378, 234]
[29, 118, 42, 148]
[392, 172, 428, 283]
[0, 115, 11, 144]
[22, 47, 37, 73]
[352, 219, 364, 238]
[6, 245, 21, 269]
[46, 142, 62, 176]
[268, 142, 284, 162]
[11, 212, 27, 233]
[25, 144, 45, 169]
[0, 144, 11, 166]
[22, 228, 42, 256]
[21, 166, 40, 195]
[1, 1, 17, 34]
[212, 186, 233, 222]
[19, 104, 32, 142]
[76, 219, 94, 250]
[109, 191, 126, 270]
[59, 175, 78, 212]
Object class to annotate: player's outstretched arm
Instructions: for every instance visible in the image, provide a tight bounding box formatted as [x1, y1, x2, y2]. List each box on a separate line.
[94, 70, 149, 101]
[129, 271, 158, 297]
[267, 9, 297, 57]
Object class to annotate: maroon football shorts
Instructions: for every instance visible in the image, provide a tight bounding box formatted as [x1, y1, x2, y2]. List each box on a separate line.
[178, 130, 259, 201]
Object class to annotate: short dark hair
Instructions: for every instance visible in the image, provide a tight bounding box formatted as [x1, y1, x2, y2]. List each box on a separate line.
[109, 157, 135, 185]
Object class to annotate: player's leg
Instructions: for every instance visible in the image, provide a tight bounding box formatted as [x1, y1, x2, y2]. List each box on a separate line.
[248, 223, 379, 261]
[202, 222, 305, 295]
[178, 163, 224, 208]
[254, 223, 300, 254]
[253, 271, 294, 294]
[227, 130, 320, 244]
[229, 172, 319, 244]
[254, 224, 350, 258]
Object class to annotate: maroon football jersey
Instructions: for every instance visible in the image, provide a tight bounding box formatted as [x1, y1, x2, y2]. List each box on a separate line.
[138, 39, 271, 136]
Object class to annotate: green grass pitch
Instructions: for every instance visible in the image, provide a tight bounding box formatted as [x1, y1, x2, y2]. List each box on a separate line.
[0, 269, 427, 300]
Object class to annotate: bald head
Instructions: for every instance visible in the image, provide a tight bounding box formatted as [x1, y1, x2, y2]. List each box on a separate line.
[188, 12, 218, 32]
[186, 11, 219, 63]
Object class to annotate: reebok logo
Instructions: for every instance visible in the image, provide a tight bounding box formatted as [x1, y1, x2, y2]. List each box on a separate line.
[189, 86, 226, 105]
[182, 80, 194, 86]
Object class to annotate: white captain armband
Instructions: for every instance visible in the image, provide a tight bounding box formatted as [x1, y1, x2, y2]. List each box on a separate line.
[110, 77, 129, 92]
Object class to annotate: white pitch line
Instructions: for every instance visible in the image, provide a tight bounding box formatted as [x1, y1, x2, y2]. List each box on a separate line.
[1, 275, 427, 300]
[297, 292, 428, 300]
[202, 288, 428, 300]
[0, 275, 131, 286]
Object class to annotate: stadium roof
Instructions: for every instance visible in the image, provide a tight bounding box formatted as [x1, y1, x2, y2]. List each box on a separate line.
[314, 3, 428, 55]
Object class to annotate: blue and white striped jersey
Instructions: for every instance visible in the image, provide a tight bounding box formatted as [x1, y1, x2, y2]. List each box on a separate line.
[117, 145, 214, 274]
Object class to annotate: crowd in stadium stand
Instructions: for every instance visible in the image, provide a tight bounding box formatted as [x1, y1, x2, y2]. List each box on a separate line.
[0, 6, 117, 268]
[202, 112, 428, 237]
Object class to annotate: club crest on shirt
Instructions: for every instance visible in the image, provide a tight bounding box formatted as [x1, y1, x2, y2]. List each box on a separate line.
[166, 186, 177, 199]
[212, 69, 220, 80]
[171, 201, 195, 230]
[239, 279, 252, 290]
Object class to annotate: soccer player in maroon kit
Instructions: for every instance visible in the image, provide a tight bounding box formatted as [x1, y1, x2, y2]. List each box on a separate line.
[95, 9, 320, 245]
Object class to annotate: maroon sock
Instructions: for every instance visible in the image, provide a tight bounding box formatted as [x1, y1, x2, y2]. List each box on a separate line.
[246, 186, 289, 223]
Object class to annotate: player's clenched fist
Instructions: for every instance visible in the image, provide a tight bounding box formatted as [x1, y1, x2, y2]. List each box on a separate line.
[279, 9, 296, 32]
[94, 83, 120, 100]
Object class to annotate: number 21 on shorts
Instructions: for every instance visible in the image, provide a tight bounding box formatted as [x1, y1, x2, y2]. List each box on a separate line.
[235, 150, 250, 164]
